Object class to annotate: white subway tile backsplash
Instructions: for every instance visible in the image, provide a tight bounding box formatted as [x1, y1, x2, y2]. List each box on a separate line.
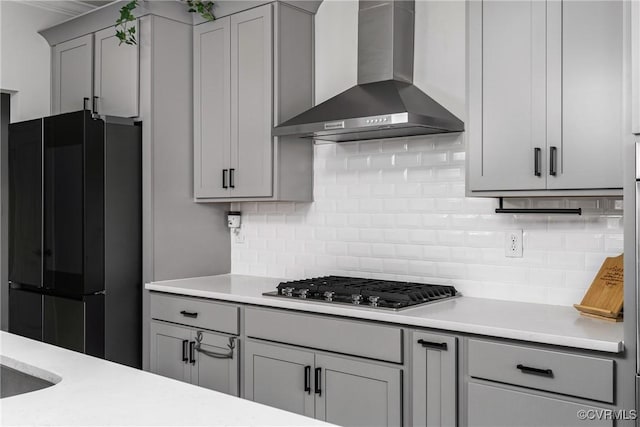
[231, 135, 623, 306]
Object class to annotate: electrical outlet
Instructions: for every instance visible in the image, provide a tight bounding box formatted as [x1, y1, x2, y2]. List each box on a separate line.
[234, 230, 245, 244]
[505, 230, 523, 258]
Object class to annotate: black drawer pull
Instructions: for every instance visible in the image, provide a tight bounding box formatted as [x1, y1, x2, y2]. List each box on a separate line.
[83, 97, 90, 110]
[229, 168, 235, 188]
[549, 146, 558, 176]
[516, 364, 553, 378]
[534, 147, 542, 177]
[304, 365, 311, 394]
[314, 367, 322, 396]
[222, 169, 228, 189]
[180, 310, 198, 318]
[417, 339, 448, 351]
[189, 341, 196, 365]
[182, 339, 189, 363]
[92, 96, 99, 115]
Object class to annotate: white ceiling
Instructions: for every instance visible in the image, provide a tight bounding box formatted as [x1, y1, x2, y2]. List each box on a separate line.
[21, 1, 114, 17]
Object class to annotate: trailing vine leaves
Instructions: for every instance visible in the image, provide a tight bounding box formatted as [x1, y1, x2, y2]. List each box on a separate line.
[116, 0, 138, 45]
[115, 0, 215, 46]
[186, 0, 216, 22]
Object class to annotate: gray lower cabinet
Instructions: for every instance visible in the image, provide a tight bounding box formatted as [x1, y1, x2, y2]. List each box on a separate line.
[412, 332, 457, 427]
[52, 34, 94, 115]
[315, 353, 402, 427]
[150, 321, 239, 396]
[193, 2, 314, 202]
[467, 382, 612, 427]
[467, 0, 624, 195]
[244, 340, 315, 418]
[244, 340, 402, 427]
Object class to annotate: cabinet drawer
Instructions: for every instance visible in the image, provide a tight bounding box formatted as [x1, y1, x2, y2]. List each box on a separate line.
[468, 339, 614, 403]
[245, 307, 402, 363]
[150, 293, 239, 335]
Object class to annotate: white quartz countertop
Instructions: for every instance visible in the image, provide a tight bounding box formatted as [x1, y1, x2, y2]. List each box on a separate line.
[147, 274, 624, 353]
[0, 331, 331, 426]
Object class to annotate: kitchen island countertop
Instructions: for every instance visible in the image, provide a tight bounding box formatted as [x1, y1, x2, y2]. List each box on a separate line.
[147, 274, 624, 353]
[0, 331, 330, 426]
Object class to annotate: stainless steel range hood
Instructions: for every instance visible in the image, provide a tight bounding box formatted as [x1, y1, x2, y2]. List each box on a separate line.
[273, 0, 464, 143]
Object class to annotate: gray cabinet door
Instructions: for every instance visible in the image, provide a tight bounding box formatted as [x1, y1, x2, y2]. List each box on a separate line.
[230, 5, 273, 198]
[93, 25, 139, 117]
[244, 340, 315, 418]
[412, 332, 457, 427]
[149, 321, 191, 383]
[315, 354, 402, 427]
[468, 382, 612, 427]
[52, 34, 93, 115]
[191, 330, 239, 396]
[467, 0, 547, 191]
[546, 0, 623, 190]
[193, 17, 231, 198]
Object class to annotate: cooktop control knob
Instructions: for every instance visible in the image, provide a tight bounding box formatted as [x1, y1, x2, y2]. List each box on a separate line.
[351, 294, 363, 305]
[282, 287, 294, 297]
[299, 289, 309, 299]
[368, 296, 380, 307]
[323, 291, 335, 302]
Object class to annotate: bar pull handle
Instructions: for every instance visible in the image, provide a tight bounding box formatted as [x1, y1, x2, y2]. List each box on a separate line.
[314, 367, 322, 396]
[83, 97, 90, 111]
[222, 169, 228, 189]
[229, 168, 235, 188]
[549, 146, 558, 176]
[304, 366, 311, 394]
[417, 339, 448, 351]
[180, 310, 198, 318]
[92, 96, 99, 115]
[182, 339, 189, 363]
[189, 341, 196, 365]
[516, 364, 553, 378]
[534, 147, 541, 177]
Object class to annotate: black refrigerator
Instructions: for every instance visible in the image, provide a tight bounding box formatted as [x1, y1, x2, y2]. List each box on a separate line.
[8, 110, 141, 368]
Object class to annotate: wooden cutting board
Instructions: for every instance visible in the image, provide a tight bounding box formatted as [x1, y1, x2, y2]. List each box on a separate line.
[574, 254, 623, 322]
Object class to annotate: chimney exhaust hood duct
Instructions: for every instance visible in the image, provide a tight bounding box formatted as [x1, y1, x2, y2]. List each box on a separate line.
[274, 0, 464, 143]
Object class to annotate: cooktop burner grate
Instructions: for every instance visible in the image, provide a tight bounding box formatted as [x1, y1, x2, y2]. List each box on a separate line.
[264, 276, 459, 310]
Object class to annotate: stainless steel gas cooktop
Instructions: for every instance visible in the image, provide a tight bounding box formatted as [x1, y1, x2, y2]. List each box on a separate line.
[263, 276, 460, 310]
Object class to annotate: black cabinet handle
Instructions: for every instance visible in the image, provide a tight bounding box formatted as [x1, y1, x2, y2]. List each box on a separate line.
[304, 365, 311, 394]
[182, 339, 189, 363]
[83, 97, 90, 111]
[229, 168, 235, 188]
[417, 339, 448, 351]
[534, 147, 541, 177]
[180, 310, 198, 318]
[222, 169, 228, 189]
[314, 367, 322, 396]
[92, 96, 99, 115]
[516, 364, 553, 378]
[189, 341, 196, 365]
[549, 146, 558, 176]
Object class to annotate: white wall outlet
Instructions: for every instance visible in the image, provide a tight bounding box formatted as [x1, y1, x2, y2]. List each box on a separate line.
[233, 229, 245, 244]
[505, 230, 523, 258]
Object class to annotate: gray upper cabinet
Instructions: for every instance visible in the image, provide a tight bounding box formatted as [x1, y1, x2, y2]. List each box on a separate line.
[52, 26, 139, 117]
[315, 354, 402, 427]
[467, 0, 624, 196]
[193, 2, 314, 202]
[93, 25, 139, 117]
[52, 34, 93, 115]
[412, 332, 457, 427]
[244, 340, 315, 418]
[194, 17, 231, 199]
